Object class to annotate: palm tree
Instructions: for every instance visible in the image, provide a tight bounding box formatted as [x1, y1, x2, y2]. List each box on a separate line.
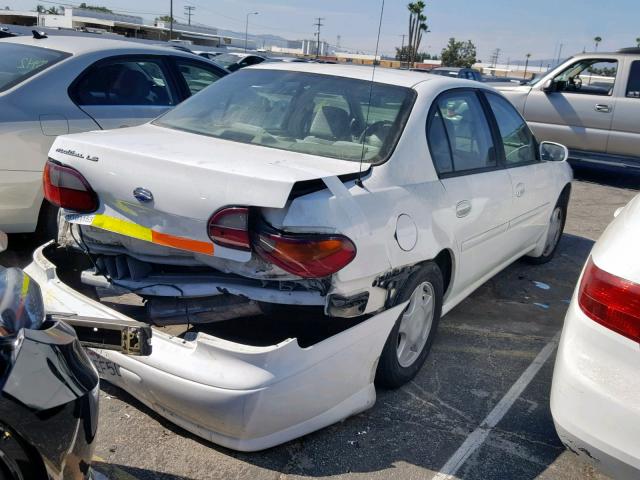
[523, 53, 531, 79]
[407, 2, 427, 67]
[636, 37, 640, 48]
[594, 36, 602, 51]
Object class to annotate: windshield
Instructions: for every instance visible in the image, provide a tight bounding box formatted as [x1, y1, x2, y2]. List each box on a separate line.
[0, 43, 70, 92]
[154, 69, 416, 164]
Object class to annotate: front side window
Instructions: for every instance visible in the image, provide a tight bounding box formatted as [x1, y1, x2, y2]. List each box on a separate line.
[552, 59, 617, 96]
[72, 59, 174, 106]
[0, 43, 70, 92]
[428, 90, 496, 175]
[154, 70, 415, 164]
[174, 60, 222, 95]
[626, 61, 640, 98]
[485, 92, 537, 166]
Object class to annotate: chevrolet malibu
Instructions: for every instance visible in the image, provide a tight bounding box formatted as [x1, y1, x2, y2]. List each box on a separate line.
[44, 63, 572, 391]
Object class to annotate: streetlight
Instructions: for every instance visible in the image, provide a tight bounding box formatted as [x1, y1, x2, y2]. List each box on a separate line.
[245, 12, 258, 52]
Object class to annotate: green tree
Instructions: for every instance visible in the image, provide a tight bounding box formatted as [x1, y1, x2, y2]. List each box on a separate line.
[407, 2, 428, 67]
[78, 3, 113, 13]
[594, 36, 602, 51]
[636, 37, 640, 47]
[441, 38, 477, 68]
[396, 46, 431, 63]
[156, 15, 174, 23]
[523, 53, 531, 78]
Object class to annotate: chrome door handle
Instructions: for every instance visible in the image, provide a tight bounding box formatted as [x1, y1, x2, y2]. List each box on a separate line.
[594, 104, 611, 113]
[456, 200, 472, 218]
[515, 183, 525, 198]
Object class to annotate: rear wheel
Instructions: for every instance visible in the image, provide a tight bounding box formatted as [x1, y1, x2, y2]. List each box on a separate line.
[375, 262, 443, 389]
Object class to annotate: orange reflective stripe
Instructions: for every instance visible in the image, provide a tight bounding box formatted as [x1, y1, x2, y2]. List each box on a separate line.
[152, 230, 214, 256]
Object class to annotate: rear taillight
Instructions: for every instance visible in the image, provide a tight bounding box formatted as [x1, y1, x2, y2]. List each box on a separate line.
[208, 207, 357, 278]
[208, 207, 250, 251]
[252, 224, 356, 278]
[43, 160, 98, 213]
[578, 256, 640, 343]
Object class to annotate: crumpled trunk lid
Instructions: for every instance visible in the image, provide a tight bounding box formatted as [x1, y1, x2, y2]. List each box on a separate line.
[49, 124, 362, 261]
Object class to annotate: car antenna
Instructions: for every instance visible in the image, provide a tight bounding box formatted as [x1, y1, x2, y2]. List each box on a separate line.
[32, 30, 47, 39]
[356, 0, 385, 188]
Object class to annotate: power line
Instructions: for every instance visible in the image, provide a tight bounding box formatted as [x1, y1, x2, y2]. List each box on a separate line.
[184, 5, 195, 26]
[313, 17, 324, 58]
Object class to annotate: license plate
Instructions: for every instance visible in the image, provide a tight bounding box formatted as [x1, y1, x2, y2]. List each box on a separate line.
[87, 349, 122, 378]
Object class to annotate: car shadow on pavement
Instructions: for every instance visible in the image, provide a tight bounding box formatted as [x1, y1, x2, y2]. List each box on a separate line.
[93, 233, 599, 480]
[573, 167, 640, 190]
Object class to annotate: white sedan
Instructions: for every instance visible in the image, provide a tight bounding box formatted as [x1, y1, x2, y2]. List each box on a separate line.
[551, 194, 640, 479]
[0, 33, 226, 236]
[31, 63, 572, 450]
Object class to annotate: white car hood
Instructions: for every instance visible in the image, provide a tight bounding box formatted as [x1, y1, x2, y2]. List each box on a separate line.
[49, 124, 364, 261]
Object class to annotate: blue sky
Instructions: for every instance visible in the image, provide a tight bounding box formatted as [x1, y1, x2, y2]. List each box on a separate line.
[6, 0, 637, 62]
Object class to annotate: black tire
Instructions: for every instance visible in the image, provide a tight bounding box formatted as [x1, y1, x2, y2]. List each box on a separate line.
[524, 189, 569, 265]
[375, 262, 443, 389]
[35, 202, 59, 243]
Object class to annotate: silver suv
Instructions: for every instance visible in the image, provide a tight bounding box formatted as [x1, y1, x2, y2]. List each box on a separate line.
[498, 48, 640, 173]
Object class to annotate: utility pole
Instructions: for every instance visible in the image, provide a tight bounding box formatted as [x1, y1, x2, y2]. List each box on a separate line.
[314, 17, 324, 58]
[489, 48, 501, 69]
[169, 0, 173, 41]
[556, 42, 564, 65]
[523, 53, 531, 79]
[244, 12, 258, 52]
[184, 5, 195, 26]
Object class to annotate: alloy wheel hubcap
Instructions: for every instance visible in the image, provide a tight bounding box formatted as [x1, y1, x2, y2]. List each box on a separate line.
[543, 207, 563, 256]
[396, 281, 435, 368]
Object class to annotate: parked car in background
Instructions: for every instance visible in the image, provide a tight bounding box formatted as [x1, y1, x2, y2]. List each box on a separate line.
[193, 50, 224, 60]
[212, 52, 267, 72]
[429, 67, 483, 81]
[498, 48, 640, 174]
[0, 34, 227, 237]
[551, 193, 640, 479]
[45, 63, 571, 394]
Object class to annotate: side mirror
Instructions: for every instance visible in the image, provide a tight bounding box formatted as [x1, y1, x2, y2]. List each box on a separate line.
[542, 79, 554, 92]
[540, 141, 568, 162]
[0, 231, 7, 253]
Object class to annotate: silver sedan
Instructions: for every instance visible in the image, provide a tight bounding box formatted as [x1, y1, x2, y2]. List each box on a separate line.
[0, 34, 226, 236]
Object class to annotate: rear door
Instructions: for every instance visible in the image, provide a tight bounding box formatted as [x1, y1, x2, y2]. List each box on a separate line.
[70, 55, 179, 130]
[607, 58, 640, 167]
[483, 91, 555, 253]
[523, 57, 619, 153]
[427, 88, 513, 290]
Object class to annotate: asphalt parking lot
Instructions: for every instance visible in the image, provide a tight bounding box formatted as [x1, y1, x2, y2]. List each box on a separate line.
[0, 171, 637, 480]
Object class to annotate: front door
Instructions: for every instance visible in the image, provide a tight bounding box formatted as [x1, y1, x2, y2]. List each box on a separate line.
[483, 91, 555, 253]
[524, 58, 619, 153]
[427, 89, 513, 293]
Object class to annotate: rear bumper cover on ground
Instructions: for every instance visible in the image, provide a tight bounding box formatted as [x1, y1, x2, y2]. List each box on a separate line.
[551, 299, 640, 479]
[25, 243, 405, 452]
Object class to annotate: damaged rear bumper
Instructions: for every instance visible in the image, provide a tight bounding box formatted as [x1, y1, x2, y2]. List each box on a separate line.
[25, 243, 405, 452]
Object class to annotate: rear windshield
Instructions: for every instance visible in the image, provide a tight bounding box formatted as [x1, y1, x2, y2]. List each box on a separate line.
[154, 69, 416, 164]
[0, 43, 70, 92]
[213, 54, 242, 68]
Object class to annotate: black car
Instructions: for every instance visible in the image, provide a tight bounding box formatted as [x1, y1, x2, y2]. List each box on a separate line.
[0, 264, 151, 479]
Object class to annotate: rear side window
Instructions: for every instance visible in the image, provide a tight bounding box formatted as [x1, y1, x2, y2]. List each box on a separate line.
[72, 58, 175, 106]
[174, 59, 222, 95]
[485, 92, 537, 166]
[0, 43, 69, 92]
[427, 90, 496, 176]
[627, 61, 640, 98]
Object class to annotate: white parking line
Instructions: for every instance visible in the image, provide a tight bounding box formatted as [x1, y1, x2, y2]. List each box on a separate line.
[432, 332, 561, 480]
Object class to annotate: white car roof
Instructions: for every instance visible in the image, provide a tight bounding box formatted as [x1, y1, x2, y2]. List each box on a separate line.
[249, 61, 462, 88]
[0, 35, 182, 56]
